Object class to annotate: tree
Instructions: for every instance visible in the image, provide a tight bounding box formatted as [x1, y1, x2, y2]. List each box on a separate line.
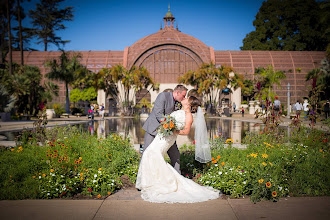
[254, 65, 286, 104]
[0, 63, 58, 115]
[242, 79, 255, 102]
[29, 0, 73, 51]
[241, 0, 328, 51]
[100, 64, 158, 115]
[179, 62, 244, 108]
[45, 51, 87, 113]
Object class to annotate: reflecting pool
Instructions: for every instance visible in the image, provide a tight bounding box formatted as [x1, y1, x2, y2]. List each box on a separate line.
[78, 117, 266, 146]
[0, 118, 272, 147]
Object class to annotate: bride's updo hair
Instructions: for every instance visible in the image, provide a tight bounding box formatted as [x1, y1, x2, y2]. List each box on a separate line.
[188, 96, 201, 113]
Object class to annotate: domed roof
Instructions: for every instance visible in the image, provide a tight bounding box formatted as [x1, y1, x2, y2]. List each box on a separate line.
[126, 28, 211, 68]
[164, 11, 174, 18]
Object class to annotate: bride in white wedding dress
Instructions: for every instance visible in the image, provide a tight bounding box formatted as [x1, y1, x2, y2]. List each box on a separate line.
[136, 96, 220, 203]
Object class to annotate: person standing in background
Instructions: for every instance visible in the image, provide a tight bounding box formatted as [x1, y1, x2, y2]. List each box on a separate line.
[241, 106, 244, 117]
[233, 102, 236, 112]
[303, 100, 310, 121]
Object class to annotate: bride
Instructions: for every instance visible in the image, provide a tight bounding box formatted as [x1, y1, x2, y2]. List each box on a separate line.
[136, 96, 220, 203]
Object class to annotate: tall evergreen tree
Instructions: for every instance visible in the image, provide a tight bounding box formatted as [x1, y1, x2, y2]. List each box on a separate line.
[241, 0, 328, 51]
[29, 0, 73, 51]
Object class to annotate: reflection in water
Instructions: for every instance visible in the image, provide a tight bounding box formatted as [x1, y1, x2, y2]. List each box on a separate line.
[84, 118, 267, 146]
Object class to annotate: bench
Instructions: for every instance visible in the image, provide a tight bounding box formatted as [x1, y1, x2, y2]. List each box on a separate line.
[75, 113, 83, 117]
[62, 113, 70, 118]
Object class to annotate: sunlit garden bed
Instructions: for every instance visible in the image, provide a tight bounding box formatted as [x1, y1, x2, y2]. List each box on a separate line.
[0, 125, 329, 202]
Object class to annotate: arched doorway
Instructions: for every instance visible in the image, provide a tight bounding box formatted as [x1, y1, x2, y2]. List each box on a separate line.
[135, 89, 151, 114]
[108, 98, 117, 116]
[133, 45, 203, 83]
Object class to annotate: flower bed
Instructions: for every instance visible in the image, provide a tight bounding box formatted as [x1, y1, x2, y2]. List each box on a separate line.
[0, 126, 139, 200]
[195, 127, 330, 202]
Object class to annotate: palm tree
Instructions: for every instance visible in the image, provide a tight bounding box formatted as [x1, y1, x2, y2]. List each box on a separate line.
[45, 51, 86, 113]
[100, 64, 157, 115]
[254, 65, 286, 103]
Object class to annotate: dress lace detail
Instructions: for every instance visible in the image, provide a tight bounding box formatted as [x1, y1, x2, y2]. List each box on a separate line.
[136, 110, 220, 203]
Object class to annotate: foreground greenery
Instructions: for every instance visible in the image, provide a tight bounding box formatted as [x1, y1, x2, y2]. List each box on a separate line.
[182, 127, 330, 202]
[0, 126, 139, 199]
[0, 125, 329, 202]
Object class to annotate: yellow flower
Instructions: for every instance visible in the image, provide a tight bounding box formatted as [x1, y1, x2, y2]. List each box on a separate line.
[97, 194, 101, 198]
[250, 153, 258, 158]
[79, 157, 82, 160]
[264, 142, 274, 148]
[258, 179, 264, 184]
[262, 162, 267, 166]
[11, 149, 15, 152]
[269, 162, 273, 166]
[98, 168, 102, 171]
[225, 139, 233, 144]
[262, 154, 268, 158]
[80, 177, 83, 181]
[219, 133, 222, 136]
[32, 176, 36, 178]
[50, 169, 54, 172]
[272, 191, 277, 197]
[80, 173, 83, 176]
[266, 182, 271, 188]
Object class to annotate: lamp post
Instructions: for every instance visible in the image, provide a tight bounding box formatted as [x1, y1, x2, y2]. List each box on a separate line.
[287, 83, 290, 118]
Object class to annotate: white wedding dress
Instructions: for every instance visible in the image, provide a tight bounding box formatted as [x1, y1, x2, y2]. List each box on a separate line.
[136, 110, 220, 203]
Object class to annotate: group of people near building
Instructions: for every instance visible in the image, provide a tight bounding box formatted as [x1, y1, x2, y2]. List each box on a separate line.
[89, 103, 105, 119]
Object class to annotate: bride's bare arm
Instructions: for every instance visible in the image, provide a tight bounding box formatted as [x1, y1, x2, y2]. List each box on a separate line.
[178, 113, 193, 135]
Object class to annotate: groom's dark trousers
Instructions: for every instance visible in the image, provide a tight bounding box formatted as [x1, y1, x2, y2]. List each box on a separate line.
[142, 92, 181, 174]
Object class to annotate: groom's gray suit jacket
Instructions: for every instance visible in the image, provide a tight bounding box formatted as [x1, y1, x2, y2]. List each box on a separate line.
[142, 92, 175, 136]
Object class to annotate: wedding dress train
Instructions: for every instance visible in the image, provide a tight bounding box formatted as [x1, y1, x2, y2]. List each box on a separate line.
[136, 110, 220, 203]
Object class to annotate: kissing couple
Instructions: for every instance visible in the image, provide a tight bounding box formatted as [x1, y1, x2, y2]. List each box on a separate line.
[136, 85, 220, 203]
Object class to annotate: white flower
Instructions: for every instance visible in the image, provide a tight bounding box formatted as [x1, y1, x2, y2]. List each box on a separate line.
[206, 181, 210, 184]
[98, 171, 101, 174]
[218, 171, 222, 175]
[39, 176, 41, 179]
[93, 180, 97, 183]
[61, 175, 64, 178]
[94, 174, 98, 178]
[215, 164, 218, 167]
[243, 181, 246, 185]
[47, 193, 50, 196]
[225, 172, 228, 175]
[279, 186, 283, 191]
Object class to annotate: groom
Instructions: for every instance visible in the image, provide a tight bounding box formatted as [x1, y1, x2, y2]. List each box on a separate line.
[142, 84, 188, 174]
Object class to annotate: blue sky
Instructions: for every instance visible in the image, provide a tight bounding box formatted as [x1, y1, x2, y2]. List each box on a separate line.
[20, 0, 265, 51]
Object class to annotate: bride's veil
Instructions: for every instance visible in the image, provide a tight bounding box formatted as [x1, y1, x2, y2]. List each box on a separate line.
[194, 106, 212, 163]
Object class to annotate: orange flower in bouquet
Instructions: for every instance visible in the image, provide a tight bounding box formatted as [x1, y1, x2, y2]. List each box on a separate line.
[158, 115, 179, 137]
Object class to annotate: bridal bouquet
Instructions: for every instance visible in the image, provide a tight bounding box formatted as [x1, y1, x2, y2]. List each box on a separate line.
[157, 115, 178, 137]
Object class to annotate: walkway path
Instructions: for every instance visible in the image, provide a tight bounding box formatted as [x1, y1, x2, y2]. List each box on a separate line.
[0, 188, 329, 219]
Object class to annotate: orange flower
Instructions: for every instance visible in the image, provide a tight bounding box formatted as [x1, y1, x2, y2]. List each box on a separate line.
[272, 191, 277, 197]
[108, 192, 111, 195]
[266, 182, 271, 188]
[163, 123, 169, 129]
[212, 157, 215, 160]
[217, 155, 221, 159]
[169, 122, 174, 129]
[221, 162, 225, 166]
[97, 194, 101, 198]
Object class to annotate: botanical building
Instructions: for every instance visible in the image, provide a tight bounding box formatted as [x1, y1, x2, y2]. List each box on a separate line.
[12, 8, 326, 111]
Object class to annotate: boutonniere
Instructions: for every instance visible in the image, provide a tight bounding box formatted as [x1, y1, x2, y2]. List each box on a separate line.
[174, 101, 182, 110]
